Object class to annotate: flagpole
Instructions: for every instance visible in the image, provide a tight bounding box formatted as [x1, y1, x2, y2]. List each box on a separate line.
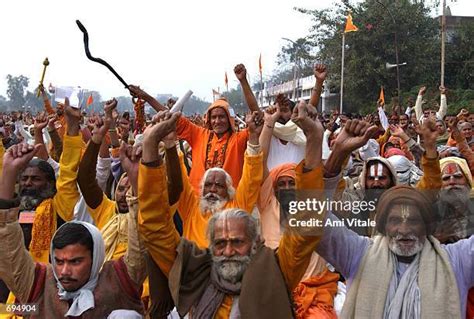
[260, 72, 264, 107]
[340, 32, 345, 114]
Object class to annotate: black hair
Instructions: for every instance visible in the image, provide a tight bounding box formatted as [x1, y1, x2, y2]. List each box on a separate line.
[27, 158, 56, 183]
[52, 223, 93, 255]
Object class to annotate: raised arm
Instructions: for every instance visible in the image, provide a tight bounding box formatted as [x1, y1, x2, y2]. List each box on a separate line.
[309, 64, 327, 110]
[319, 120, 377, 278]
[33, 112, 50, 160]
[234, 64, 261, 113]
[129, 85, 167, 113]
[77, 115, 115, 229]
[277, 100, 326, 291]
[162, 129, 183, 206]
[47, 115, 63, 160]
[259, 105, 281, 179]
[138, 111, 182, 276]
[234, 111, 264, 212]
[437, 85, 447, 120]
[0, 143, 40, 302]
[39, 84, 56, 115]
[414, 86, 426, 121]
[415, 117, 441, 191]
[120, 144, 148, 287]
[52, 99, 85, 222]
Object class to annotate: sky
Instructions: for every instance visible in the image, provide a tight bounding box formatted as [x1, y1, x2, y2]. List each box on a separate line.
[1, 0, 474, 104]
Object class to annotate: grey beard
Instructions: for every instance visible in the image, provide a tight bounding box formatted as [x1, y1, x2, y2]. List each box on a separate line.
[439, 186, 470, 209]
[211, 243, 257, 284]
[212, 255, 251, 284]
[19, 187, 55, 211]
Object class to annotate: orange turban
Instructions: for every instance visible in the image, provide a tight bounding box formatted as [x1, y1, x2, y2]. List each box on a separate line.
[269, 163, 297, 188]
[204, 98, 235, 132]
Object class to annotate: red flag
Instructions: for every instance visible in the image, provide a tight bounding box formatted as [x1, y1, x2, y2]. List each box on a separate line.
[86, 94, 93, 106]
[259, 53, 263, 76]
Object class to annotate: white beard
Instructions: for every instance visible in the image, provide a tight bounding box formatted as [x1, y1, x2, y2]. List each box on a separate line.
[388, 234, 424, 257]
[200, 193, 227, 216]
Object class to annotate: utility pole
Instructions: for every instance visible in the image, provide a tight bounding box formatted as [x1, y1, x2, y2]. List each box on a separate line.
[441, 0, 447, 87]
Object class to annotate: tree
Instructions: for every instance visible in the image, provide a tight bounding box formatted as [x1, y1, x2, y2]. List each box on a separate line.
[6, 75, 29, 109]
[445, 20, 474, 90]
[275, 0, 439, 113]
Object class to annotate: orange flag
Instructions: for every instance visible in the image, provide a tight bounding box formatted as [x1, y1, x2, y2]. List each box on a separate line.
[259, 53, 263, 76]
[86, 94, 93, 106]
[344, 13, 359, 33]
[378, 86, 385, 106]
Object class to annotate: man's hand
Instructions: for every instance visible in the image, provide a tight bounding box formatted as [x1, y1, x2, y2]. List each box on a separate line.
[119, 142, 141, 194]
[291, 100, 322, 137]
[418, 86, 427, 96]
[447, 116, 459, 134]
[332, 119, 378, 156]
[34, 112, 49, 132]
[418, 118, 439, 158]
[47, 114, 59, 132]
[245, 111, 263, 144]
[91, 116, 110, 145]
[104, 98, 118, 117]
[0, 144, 41, 199]
[389, 124, 404, 138]
[457, 108, 469, 121]
[64, 98, 81, 136]
[263, 105, 281, 127]
[439, 85, 447, 95]
[234, 64, 247, 82]
[3, 143, 40, 174]
[142, 111, 181, 164]
[314, 64, 327, 83]
[128, 85, 150, 100]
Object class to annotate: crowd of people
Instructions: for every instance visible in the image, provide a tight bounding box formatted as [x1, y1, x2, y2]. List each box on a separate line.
[0, 63, 472, 319]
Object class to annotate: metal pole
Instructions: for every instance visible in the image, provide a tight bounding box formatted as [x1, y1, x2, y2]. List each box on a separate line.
[340, 32, 345, 114]
[394, 31, 401, 101]
[441, 0, 446, 87]
[376, 1, 401, 102]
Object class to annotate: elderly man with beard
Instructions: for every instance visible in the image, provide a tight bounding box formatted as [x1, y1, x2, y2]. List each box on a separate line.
[138, 109, 263, 249]
[0, 142, 147, 317]
[0, 99, 85, 304]
[138, 100, 328, 318]
[332, 119, 441, 236]
[435, 157, 474, 243]
[318, 120, 474, 318]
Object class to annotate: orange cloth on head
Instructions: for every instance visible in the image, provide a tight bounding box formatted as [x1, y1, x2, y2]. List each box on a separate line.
[293, 269, 339, 319]
[384, 147, 406, 158]
[204, 98, 236, 131]
[177, 99, 248, 194]
[269, 163, 297, 188]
